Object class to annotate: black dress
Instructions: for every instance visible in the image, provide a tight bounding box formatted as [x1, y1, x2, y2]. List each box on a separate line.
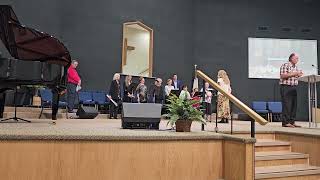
[109, 80, 120, 118]
[123, 82, 132, 103]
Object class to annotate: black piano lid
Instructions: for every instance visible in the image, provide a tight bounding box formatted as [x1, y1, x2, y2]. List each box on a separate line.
[0, 5, 71, 67]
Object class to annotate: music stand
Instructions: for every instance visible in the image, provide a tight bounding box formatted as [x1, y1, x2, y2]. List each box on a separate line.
[193, 91, 202, 97]
[0, 87, 31, 123]
[170, 89, 180, 97]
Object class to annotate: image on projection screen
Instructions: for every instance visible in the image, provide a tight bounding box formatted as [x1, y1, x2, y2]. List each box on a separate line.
[248, 38, 318, 79]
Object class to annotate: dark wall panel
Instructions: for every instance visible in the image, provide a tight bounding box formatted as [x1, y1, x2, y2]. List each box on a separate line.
[59, 0, 195, 91]
[194, 0, 320, 120]
[1, 0, 320, 120]
[1, 0, 194, 92]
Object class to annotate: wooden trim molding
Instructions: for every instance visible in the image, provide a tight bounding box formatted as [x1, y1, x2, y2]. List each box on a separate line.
[121, 21, 153, 77]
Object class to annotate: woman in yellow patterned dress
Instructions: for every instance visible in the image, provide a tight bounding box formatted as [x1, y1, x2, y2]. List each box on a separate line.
[217, 70, 232, 123]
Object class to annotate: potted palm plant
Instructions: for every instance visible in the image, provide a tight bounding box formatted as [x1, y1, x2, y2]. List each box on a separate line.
[165, 95, 206, 132]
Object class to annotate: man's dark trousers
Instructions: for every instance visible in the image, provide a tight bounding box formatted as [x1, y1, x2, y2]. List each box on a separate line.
[280, 85, 297, 125]
[67, 83, 77, 112]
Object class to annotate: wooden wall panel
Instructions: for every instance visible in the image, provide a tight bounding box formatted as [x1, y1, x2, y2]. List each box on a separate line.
[0, 140, 225, 180]
[223, 141, 254, 180]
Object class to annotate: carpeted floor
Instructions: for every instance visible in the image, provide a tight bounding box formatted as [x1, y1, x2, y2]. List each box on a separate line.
[0, 118, 319, 141]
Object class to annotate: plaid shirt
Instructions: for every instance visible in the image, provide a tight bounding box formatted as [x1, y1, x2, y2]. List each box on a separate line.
[279, 62, 299, 86]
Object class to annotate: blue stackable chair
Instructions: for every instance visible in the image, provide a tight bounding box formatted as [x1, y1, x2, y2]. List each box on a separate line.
[78, 91, 95, 106]
[252, 101, 270, 121]
[39, 89, 68, 119]
[267, 102, 282, 122]
[92, 91, 109, 109]
[39, 89, 52, 107]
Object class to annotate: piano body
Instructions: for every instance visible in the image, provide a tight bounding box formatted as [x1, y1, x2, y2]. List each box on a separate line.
[0, 5, 71, 120]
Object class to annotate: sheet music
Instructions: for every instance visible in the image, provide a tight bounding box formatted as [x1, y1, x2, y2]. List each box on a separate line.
[107, 95, 118, 107]
[76, 85, 81, 92]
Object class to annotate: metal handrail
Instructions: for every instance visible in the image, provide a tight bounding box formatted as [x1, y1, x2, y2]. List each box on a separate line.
[196, 70, 268, 137]
[196, 70, 268, 125]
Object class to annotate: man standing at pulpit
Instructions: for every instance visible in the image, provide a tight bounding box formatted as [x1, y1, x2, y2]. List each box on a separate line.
[279, 53, 303, 128]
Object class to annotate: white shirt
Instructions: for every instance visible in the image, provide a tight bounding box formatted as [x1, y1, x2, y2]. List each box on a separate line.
[205, 90, 212, 103]
[165, 85, 175, 96]
[217, 78, 231, 95]
[173, 81, 178, 89]
[200, 87, 213, 92]
[179, 90, 191, 100]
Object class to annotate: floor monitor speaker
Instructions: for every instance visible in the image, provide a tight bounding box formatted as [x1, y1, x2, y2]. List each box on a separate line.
[76, 106, 99, 119]
[122, 103, 161, 129]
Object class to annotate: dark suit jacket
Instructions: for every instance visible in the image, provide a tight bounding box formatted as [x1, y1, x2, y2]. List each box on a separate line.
[109, 80, 120, 100]
[148, 85, 165, 103]
[173, 80, 182, 90]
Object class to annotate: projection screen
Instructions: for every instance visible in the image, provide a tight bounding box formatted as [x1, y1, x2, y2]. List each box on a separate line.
[248, 38, 318, 79]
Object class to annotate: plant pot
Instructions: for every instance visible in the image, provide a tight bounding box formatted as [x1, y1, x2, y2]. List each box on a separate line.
[175, 120, 192, 132]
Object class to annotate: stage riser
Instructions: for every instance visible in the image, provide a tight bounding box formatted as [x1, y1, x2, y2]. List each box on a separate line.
[255, 158, 309, 167]
[259, 175, 320, 180]
[254, 132, 320, 179]
[234, 133, 275, 140]
[224, 141, 254, 180]
[275, 134, 320, 167]
[0, 139, 254, 180]
[255, 146, 291, 152]
[235, 133, 275, 140]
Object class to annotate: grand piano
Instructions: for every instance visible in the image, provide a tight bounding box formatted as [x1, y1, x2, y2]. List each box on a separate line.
[0, 5, 71, 121]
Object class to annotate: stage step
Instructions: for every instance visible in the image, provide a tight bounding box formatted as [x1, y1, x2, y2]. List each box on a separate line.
[255, 165, 320, 179]
[255, 151, 309, 167]
[255, 140, 291, 152]
[235, 133, 276, 140]
[254, 139, 320, 179]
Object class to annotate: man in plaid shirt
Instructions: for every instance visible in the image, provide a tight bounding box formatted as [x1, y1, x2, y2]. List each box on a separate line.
[279, 53, 303, 127]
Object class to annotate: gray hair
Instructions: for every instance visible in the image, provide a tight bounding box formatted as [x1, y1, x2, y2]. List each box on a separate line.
[113, 73, 120, 80]
[72, 60, 78, 64]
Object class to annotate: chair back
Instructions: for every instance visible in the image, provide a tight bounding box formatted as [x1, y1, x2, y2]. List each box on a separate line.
[78, 91, 93, 103]
[39, 89, 52, 103]
[267, 102, 282, 113]
[252, 101, 267, 111]
[92, 91, 106, 104]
